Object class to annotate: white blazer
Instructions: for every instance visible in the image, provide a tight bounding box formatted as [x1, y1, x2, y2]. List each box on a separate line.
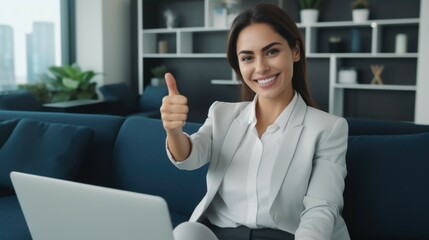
[170, 94, 351, 240]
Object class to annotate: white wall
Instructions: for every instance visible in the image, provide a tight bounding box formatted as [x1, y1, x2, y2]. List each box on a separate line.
[415, 0, 429, 124]
[75, 0, 131, 87]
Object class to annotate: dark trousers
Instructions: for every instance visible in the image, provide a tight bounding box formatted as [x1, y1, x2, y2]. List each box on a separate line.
[202, 219, 295, 240]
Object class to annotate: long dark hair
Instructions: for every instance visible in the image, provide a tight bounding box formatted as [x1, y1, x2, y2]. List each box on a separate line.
[227, 4, 315, 107]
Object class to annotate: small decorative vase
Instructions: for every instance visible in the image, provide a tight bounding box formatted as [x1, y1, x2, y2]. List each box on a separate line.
[352, 9, 369, 23]
[300, 9, 319, 25]
[395, 33, 408, 54]
[351, 28, 362, 53]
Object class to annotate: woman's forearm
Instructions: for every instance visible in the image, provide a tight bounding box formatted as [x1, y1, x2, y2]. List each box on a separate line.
[167, 132, 192, 162]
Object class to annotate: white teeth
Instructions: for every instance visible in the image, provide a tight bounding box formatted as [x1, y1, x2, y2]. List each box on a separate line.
[257, 76, 276, 84]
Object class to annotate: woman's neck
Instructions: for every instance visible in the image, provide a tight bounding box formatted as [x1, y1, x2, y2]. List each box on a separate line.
[254, 92, 294, 137]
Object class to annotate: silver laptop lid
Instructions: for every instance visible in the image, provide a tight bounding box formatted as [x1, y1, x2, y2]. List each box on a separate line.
[10, 171, 174, 240]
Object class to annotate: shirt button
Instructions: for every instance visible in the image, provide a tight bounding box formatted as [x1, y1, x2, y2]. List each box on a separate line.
[274, 214, 279, 222]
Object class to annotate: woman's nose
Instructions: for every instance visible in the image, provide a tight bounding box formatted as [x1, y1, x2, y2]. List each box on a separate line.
[255, 58, 270, 74]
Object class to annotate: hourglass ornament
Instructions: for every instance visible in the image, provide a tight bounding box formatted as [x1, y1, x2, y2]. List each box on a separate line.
[370, 64, 384, 85]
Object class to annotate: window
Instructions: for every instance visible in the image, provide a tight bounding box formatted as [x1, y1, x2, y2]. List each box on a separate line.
[0, 0, 70, 91]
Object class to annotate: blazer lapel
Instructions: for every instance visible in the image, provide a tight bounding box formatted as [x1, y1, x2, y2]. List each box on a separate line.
[268, 95, 307, 205]
[205, 105, 250, 202]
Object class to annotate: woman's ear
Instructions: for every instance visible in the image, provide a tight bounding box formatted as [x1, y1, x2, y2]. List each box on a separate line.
[293, 40, 301, 62]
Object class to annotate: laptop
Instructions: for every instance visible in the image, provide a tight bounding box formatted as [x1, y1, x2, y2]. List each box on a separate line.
[10, 171, 175, 240]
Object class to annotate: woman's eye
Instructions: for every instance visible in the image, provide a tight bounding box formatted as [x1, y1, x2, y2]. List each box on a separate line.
[267, 48, 279, 56]
[241, 56, 253, 62]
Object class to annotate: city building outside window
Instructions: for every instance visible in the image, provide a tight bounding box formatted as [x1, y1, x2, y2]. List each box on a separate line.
[0, 0, 69, 91]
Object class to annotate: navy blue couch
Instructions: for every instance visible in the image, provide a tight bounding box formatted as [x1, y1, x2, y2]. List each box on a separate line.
[0, 110, 428, 240]
[99, 83, 167, 118]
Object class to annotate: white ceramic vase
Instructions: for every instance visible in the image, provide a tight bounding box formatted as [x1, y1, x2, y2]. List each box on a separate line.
[352, 9, 369, 23]
[300, 9, 319, 25]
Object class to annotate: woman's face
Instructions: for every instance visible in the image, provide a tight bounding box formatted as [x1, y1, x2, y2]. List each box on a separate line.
[236, 23, 300, 102]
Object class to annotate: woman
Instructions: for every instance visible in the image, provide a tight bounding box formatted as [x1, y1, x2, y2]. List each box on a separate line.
[160, 4, 350, 240]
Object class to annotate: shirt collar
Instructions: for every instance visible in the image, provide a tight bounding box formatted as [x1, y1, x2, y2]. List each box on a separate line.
[247, 91, 298, 132]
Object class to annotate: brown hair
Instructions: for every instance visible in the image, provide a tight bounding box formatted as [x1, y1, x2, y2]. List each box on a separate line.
[227, 4, 315, 107]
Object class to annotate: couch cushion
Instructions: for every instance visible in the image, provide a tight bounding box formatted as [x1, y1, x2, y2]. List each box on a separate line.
[111, 117, 207, 226]
[0, 119, 19, 148]
[343, 132, 429, 239]
[0, 110, 125, 186]
[0, 119, 94, 189]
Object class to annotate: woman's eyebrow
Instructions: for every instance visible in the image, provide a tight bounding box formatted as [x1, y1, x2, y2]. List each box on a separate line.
[262, 42, 281, 52]
[238, 42, 282, 55]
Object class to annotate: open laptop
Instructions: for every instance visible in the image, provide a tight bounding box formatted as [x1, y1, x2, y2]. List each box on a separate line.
[10, 171, 175, 240]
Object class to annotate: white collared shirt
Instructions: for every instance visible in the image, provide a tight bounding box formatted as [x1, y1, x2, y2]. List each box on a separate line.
[205, 92, 298, 229]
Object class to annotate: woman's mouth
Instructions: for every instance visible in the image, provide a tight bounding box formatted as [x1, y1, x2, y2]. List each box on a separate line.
[255, 74, 279, 88]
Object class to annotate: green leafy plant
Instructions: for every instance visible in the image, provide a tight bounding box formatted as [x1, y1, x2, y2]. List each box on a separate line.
[150, 65, 168, 78]
[17, 82, 50, 103]
[351, 0, 369, 9]
[299, 0, 321, 9]
[41, 63, 98, 103]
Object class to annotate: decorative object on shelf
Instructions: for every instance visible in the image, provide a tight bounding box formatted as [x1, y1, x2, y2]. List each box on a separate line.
[299, 0, 321, 25]
[395, 33, 408, 54]
[351, 0, 369, 23]
[350, 28, 363, 53]
[338, 67, 358, 84]
[212, 7, 228, 27]
[328, 36, 344, 53]
[150, 65, 168, 87]
[370, 64, 384, 85]
[223, 0, 241, 26]
[158, 40, 168, 54]
[164, 9, 177, 29]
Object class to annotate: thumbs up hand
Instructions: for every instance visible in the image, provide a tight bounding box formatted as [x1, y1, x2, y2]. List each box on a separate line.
[160, 73, 189, 136]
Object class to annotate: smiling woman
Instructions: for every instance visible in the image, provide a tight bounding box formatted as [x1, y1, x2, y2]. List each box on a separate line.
[236, 23, 300, 111]
[0, 0, 72, 91]
[160, 4, 351, 240]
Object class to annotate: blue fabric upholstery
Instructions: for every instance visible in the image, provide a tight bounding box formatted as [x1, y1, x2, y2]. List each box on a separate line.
[0, 119, 94, 189]
[0, 119, 19, 148]
[99, 83, 139, 115]
[0, 91, 41, 111]
[1, 109, 429, 240]
[343, 132, 429, 239]
[111, 117, 207, 227]
[0, 110, 125, 186]
[0, 196, 31, 240]
[138, 86, 167, 112]
[347, 117, 429, 135]
[99, 83, 167, 118]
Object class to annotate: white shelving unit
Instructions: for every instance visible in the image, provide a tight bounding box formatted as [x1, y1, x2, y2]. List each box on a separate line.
[138, 0, 282, 93]
[311, 18, 420, 116]
[138, 0, 422, 121]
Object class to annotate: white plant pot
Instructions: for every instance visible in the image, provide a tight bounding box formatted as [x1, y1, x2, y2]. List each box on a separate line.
[352, 9, 369, 23]
[150, 77, 166, 87]
[300, 9, 319, 25]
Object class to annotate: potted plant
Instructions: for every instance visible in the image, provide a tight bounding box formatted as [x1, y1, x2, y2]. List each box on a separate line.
[41, 63, 98, 103]
[351, 0, 369, 23]
[17, 82, 51, 103]
[299, 0, 321, 25]
[150, 65, 168, 86]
